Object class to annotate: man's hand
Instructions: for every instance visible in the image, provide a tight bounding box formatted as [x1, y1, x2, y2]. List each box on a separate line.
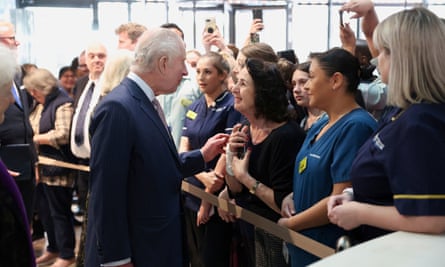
[200, 133, 229, 162]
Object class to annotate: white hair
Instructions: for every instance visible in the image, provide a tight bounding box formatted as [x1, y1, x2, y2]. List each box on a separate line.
[0, 44, 18, 89]
[131, 27, 184, 73]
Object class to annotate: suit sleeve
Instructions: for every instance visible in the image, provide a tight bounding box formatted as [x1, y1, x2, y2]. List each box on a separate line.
[179, 149, 205, 177]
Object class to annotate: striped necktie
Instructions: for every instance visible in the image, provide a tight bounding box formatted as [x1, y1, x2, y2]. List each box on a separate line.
[152, 98, 169, 131]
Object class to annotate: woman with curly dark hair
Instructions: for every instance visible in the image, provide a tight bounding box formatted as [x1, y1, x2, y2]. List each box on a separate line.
[224, 58, 306, 266]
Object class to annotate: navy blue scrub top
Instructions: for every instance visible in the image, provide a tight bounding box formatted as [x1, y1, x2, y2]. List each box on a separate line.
[351, 103, 445, 242]
[182, 90, 243, 211]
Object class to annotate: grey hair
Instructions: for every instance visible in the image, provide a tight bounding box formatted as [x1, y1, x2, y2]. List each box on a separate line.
[23, 68, 58, 96]
[373, 7, 445, 108]
[0, 44, 18, 89]
[131, 28, 185, 73]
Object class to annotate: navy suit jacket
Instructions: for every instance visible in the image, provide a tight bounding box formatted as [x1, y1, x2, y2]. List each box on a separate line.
[85, 78, 205, 267]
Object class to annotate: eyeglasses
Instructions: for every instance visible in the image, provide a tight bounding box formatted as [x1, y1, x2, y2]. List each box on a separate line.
[0, 36, 16, 41]
[78, 64, 88, 69]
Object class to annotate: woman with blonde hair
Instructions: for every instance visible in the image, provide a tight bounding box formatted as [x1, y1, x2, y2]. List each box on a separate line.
[99, 49, 134, 97]
[328, 7, 445, 245]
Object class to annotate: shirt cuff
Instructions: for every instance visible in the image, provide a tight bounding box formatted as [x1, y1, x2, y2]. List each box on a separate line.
[101, 258, 131, 266]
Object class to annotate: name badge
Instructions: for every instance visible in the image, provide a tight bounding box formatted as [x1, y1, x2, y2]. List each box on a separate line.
[186, 110, 197, 120]
[299, 156, 307, 174]
[181, 98, 192, 107]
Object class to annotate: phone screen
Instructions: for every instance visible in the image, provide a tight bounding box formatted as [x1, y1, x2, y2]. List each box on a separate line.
[339, 10, 344, 26]
[252, 9, 263, 20]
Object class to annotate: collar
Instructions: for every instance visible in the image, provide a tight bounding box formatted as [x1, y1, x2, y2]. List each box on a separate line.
[128, 71, 155, 102]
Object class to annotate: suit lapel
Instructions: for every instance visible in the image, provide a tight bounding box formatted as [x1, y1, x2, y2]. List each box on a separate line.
[124, 79, 181, 164]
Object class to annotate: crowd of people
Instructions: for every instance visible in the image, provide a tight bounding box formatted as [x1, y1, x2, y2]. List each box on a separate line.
[1, 0, 445, 267]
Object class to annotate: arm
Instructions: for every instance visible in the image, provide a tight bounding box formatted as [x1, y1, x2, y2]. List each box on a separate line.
[339, 23, 356, 55]
[232, 149, 281, 214]
[329, 201, 445, 234]
[242, 19, 264, 48]
[278, 182, 350, 231]
[34, 102, 73, 147]
[178, 136, 190, 153]
[341, 0, 379, 57]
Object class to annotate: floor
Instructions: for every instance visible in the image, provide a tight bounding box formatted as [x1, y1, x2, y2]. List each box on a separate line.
[33, 220, 82, 267]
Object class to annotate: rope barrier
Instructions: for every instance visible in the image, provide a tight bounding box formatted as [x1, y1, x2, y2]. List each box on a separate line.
[37, 155, 335, 258]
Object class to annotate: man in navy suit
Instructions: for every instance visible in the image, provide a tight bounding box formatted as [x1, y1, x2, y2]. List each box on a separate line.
[85, 28, 228, 267]
[0, 43, 35, 267]
[0, 21, 37, 224]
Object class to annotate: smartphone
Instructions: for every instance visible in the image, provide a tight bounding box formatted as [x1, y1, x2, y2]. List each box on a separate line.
[237, 144, 246, 159]
[339, 10, 350, 26]
[205, 17, 217, 34]
[252, 9, 263, 20]
[339, 10, 344, 26]
[236, 125, 247, 159]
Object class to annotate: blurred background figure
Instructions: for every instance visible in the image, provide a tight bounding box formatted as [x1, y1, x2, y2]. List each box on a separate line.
[186, 49, 202, 69]
[24, 68, 76, 267]
[21, 63, 38, 77]
[291, 61, 325, 132]
[71, 50, 89, 79]
[0, 20, 38, 233]
[58, 66, 76, 98]
[0, 43, 36, 267]
[99, 49, 134, 98]
[115, 22, 147, 51]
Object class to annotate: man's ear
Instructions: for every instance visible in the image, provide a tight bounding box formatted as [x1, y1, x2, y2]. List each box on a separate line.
[157, 56, 168, 74]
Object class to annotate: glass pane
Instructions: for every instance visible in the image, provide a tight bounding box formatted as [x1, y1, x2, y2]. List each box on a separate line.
[292, 4, 329, 61]
[22, 7, 93, 75]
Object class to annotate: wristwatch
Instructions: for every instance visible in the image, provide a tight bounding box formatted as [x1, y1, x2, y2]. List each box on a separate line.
[249, 180, 261, 195]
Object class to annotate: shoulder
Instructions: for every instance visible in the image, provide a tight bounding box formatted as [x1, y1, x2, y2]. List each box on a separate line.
[344, 108, 378, 130]
[269, 120, 306, 146]
[396, 103, 445, 136]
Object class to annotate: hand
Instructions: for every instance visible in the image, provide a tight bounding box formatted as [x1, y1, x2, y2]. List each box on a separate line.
[200, 133, 229, 162]
[341, 0, 375, 19]
[328, 200, 362, 230]
[231, 148, 251, 184]
[249, 19, 264, 34]
[217, 189, 236, 223]
[209, 29, 227, 51]
[202, 31, 213, 53]
[281, 193, 295, 218]
[197, 201, 214, 226]
[199, 171, 224, 193]
[7, 169, 20, 177]
[228, 123, 249, 154]
[327, 193, 353, 214]
[339, 22, 356, 54]
[277, 217, 290, 228]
